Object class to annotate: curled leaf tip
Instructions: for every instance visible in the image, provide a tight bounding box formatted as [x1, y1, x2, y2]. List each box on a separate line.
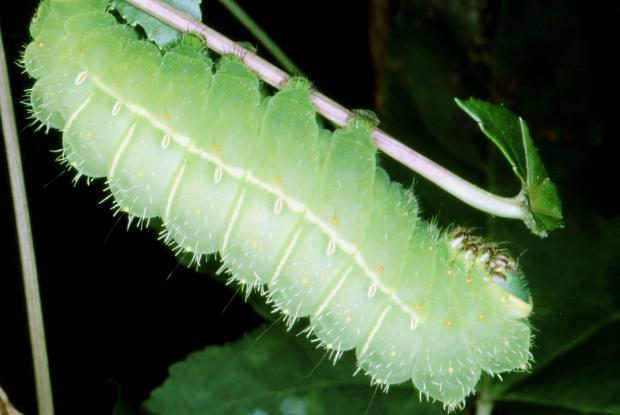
[455, 97, 563, 237]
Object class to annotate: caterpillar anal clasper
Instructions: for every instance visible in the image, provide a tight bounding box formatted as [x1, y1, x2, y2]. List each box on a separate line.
[24, 0, 533, 409]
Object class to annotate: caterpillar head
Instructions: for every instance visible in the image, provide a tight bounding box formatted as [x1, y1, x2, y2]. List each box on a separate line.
[450, 227, 532, 317]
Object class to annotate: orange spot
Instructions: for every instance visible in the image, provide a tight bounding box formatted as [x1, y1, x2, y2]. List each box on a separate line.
[274, 176, 282, 185]
[414, 303, 422, 310]
[376, 264, 384, 274]
[114, 80, 122, 89]
[213, 144, 221, 154]
[331, 217, 340, 226]
[162, 111, 171, 121]
[445, 319, 453, 327]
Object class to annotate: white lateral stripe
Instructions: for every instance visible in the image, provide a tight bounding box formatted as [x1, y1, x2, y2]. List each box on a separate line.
[63, 92, 94, 131]
[164, 163, 186, 222]
[87, 73, 422, 322]
[109, 122, 136, 180]
[360, 306, 391, 356]
[221, 188, 246, 253]
[314, 267, 353, 317]
[271, 227, 302, 285]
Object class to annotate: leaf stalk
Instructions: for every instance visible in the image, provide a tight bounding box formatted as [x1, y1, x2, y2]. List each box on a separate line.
[0, 22, 55, 415]
[124, 0, 529, 220]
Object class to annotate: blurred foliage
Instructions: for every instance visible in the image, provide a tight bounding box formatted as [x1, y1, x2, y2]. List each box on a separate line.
[112, 0, 202, 48]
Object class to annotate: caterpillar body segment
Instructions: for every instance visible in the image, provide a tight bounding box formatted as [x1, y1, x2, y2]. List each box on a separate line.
[23, 0, 533, 409]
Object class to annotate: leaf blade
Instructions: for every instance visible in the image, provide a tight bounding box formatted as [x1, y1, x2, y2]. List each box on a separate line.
[143, 325, 445, 415]
[455, 98, 563, 236]
[112, 0, 202, 49]
[501, 318, 620, 415]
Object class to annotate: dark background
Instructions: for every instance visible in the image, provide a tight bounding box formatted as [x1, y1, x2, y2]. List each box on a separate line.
[1, 1, 617, 414]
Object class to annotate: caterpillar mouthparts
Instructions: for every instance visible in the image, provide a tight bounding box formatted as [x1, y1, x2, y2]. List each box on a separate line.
[23, 0, 532, 410]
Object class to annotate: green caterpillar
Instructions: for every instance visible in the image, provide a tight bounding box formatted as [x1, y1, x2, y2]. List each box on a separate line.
[23, 0, 533, 410]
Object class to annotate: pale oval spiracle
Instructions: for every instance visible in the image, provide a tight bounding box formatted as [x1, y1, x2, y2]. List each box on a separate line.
[23, 0, 533, 409]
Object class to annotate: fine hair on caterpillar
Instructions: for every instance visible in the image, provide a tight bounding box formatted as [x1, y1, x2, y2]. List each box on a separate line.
[22, 0, 534, 410]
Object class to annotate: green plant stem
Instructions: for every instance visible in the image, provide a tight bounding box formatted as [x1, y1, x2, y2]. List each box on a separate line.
[216, 0, 302, 75]
[476, 399, 493, 415]
[475, 374, 494, 415]
[124, 0, 528, 221]
[0, 23, 55, 415]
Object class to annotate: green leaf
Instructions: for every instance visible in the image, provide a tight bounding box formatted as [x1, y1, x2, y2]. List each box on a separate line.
[112, 0, 202, 49]
[455, 98, 563, 236]
[501, 317, 620, 414]
[143, 325, 445, 415]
